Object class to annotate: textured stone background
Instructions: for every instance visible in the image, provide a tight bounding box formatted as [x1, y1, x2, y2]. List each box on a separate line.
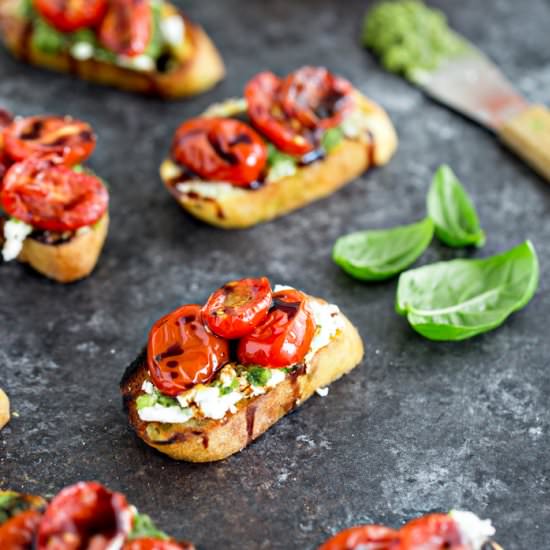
[1, 0, 549, 548]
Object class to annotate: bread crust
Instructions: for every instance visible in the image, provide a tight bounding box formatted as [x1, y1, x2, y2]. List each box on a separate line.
[0, 388, 9, 430]
[161, 94, 397, 228]
[16, 213, 109, 283]
[0, 1, 224, 98]
[121, 306, 364, 462]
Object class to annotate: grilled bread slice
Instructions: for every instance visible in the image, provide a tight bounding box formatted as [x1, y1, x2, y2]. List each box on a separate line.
[121, 302, 364, 462]
[160, 93, 397, 228]
[0, 1, 224, 98]
[2, 213, 108, 283]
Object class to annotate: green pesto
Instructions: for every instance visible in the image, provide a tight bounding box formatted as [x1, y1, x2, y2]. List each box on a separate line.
[129, 512, 170, 541]
[246, 366, 272, 387]
[219, 378, 239, 396]
[31, 17, 67, 54]
[362, 0, 468, 81]
[321, 127, 344, 153]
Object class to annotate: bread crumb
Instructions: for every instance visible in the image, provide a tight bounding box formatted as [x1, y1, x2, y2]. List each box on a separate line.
[316, 387, 329, 397]
[0, 388, 10, 429]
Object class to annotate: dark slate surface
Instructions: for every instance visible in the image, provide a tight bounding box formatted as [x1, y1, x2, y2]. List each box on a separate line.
[1, 0, 549, 548]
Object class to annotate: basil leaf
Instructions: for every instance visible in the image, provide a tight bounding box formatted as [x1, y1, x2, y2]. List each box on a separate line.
[427, 164, 485, 248]
[396, 240, 539, 341]
[129, 512, 169, 541]
[333, 218, 434, 281]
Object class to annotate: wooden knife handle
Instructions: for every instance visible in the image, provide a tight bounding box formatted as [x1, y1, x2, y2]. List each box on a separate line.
[499, 104, 550, 182]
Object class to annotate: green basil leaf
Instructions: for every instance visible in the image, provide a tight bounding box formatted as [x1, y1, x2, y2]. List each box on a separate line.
[396, 240, 539, 341]
[333, 218, 434, 281]
[246, 366, 271, 386]
[427, 164, 485, 248]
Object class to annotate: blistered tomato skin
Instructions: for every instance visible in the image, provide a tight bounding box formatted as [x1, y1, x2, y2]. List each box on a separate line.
[147, 304, 230, 396]
[399, 514, 465, 550]
[318, 525, 400, 550]
[98, 0, 152, 57]
[0, 509, 43, 550]
[245, 67, 354, 156]
[3, 116, 96, 166]
[34, 0, 108, 32]
[237, 289, 316, 368]
[202, 277, 273, 339]
[1, 157, 108, 232]
[124, 538, 195, 550]
[36, 482, 133, 550]
[171, 118, 267, 186]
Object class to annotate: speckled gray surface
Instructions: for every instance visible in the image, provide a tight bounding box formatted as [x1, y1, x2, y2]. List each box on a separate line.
[1, 0, 549, 548]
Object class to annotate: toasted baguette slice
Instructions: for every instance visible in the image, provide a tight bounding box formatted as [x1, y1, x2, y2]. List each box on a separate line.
[11, 213, 109, 283]
[121, 304, 364, 462]
[0, 1, 224, 98]
[160, 93, 397, 228]
[0, 388, 9, 430]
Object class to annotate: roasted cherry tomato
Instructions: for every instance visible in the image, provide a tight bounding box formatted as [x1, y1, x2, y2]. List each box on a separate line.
[36, 482, 133, 550]
[245, 67, 354, 156]
[1, 157, 108, 232]
[3, 115, 96, 166]
[399, 514, 464, 550]
[202, 277, 273, 339]
[0, 509, 43, 550]
[98, 0, 152, 57]
[171, 118, 267, 186]
[237, 288, 315, 368]
[124, 538, 195, 550]
[318, 525, 400, 550]
[34, 0, 108, 32]
[148, 304, 230, 396]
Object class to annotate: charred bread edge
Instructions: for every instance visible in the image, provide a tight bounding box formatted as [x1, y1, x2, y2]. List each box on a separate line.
[121, 309, 364, 462]
[0, 3, 224, 98]
[162, 93, 398, 228]
[16, 212, 109, 283]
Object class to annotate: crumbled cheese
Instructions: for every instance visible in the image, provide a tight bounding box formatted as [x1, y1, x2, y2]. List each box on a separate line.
[193, 386, 243, 420]
[138, 404, 193, 423]
[341, 109, 373, 139]
[141, 380, 155, 395]
[70, 42, 94, 61]
[305, 299, 345, 364]
[266, 368, 286, 387]
[316, 387, 329, 397]
[176, 181, 241, 200]
[75, 225, 91, 237]
[273, 284, 294, 292]
[117, 54, 155, 72]
[267, 159, 297, 183]
[450, 510, 495, 550]
[2, 218, 33, 262]
[202, 98, 248, 118]
[160, 15, 185, 47]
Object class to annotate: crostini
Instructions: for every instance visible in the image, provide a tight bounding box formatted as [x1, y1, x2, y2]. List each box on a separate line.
[319, 510, 503, 550]
[121, 277, 364, 462]
[0, 388, 9, 430]
[0, 111, 109, 283]
[0, 0, 224, 98]
[0, 481, 195, 549]
[160, 66, 398, 228]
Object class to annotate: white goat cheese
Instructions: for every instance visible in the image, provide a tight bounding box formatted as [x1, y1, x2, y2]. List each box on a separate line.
[450, 510, 495, 550]
[138, 404, 193, 423]
[160, 15, 185, 47]
[2, 219, 33, 262]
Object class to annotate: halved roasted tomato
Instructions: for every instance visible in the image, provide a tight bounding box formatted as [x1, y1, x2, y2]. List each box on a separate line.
[245, 67, 354, 156]
[36, 482, 133, 550]
[148, 304, 229, 395]
[202, 277, 272, 339]
[171, 117, 267, 186]
[1, 157, 108, 232]
[3, 115, 96, 166]
[124, 538, 195, 550]
[318, 525, 400, 550]
[34, 0, 108, 32]
[237, 288, 315, 368]
[0, 509, 43, 550]
[399, 514, 463, 550]
[98, 0, 152, 57]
